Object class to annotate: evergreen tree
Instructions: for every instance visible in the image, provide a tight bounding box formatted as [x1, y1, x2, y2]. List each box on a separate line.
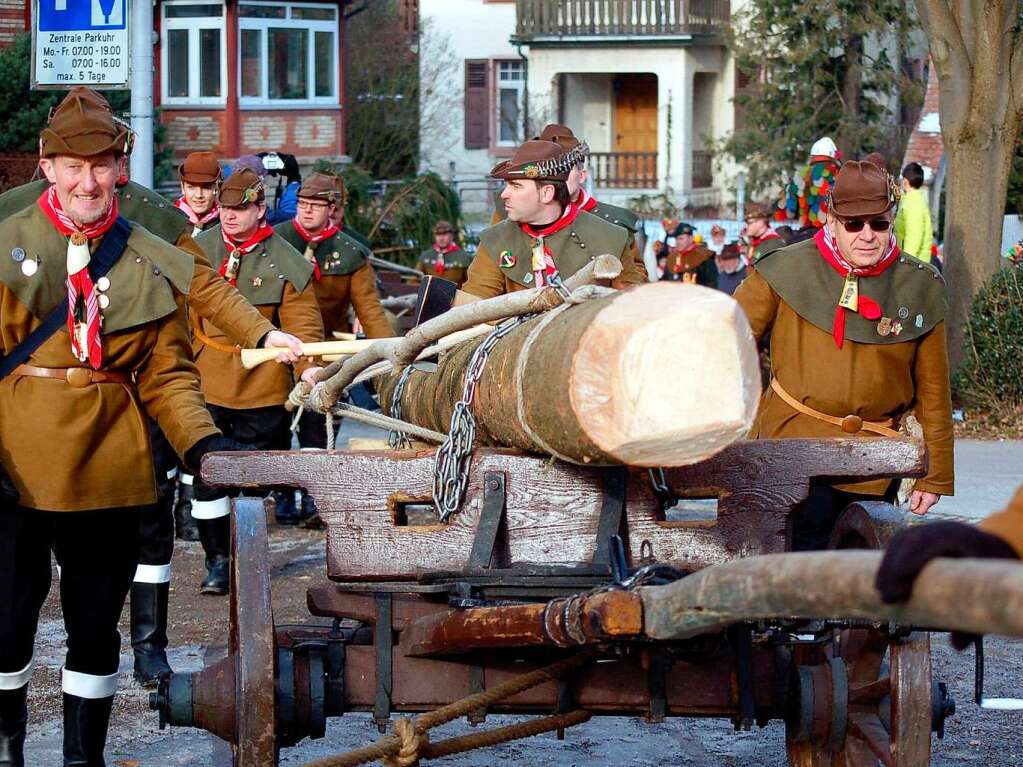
[718, 0, 922, 194]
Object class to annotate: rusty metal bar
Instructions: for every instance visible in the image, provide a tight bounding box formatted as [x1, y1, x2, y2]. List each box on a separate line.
[640, 551, 1023, 641]
[402, 590, 643, 657]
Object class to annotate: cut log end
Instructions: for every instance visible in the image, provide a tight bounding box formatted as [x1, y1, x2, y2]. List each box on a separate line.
[569, 283, 761, 467]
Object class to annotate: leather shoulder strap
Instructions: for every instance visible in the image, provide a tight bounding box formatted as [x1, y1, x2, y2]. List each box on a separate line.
[0, 216, 132, 380]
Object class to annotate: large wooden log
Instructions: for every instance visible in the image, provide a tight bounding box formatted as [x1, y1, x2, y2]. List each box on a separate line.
[640, 551, 1023, 640]
[377, 282, 761, 467]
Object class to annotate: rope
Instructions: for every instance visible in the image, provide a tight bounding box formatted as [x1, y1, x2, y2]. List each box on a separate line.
[299, 653, 594, 767]
[286, 382, 448, 446]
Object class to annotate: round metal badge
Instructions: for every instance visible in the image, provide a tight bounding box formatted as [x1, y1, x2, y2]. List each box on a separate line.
[10, 247, 25, 263]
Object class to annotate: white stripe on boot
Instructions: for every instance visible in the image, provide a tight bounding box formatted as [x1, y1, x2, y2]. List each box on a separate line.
[0, 655, 34, 690]
[133, 563, 172, 584]
[190, 497, 230, 520]
[61, 668, 118, 699]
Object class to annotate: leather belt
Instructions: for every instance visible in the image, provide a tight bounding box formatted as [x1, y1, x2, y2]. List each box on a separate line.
[12, 364, 132, 388]
[192, 325, 241, 355]
[770, 378, 901, 438]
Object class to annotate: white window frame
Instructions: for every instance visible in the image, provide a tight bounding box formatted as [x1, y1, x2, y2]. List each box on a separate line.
[160, 0, 227, 106]
[238, 1, 340, 108]
[493, 59, 526, 148]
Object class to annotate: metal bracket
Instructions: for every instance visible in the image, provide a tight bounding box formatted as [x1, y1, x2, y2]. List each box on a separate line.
[728, 623, 755, 731]
[467, 663, 487, 726]
[592, 467, 627, 568]
[373, 593, 393, 733]
[646, 649, 670, 723]
[467, 471, 506, 569]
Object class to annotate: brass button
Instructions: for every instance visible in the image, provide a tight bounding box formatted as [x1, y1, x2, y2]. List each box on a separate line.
[841, 415, 863, 433]
[65, 368, 93, 388]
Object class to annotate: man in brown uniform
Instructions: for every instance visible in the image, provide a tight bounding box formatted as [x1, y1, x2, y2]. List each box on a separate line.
[658, 222, 717, 287]
[742, 203, 785, 266]
[175, 151, 222, 237]
[416, 220, 472, 287]
[462, 139, 647, 299]
[191, 169, 324, 593]
[0, 88, 238, 767]
[734, 159, 953, 550]
[272, 171, 391, 522]
[491, 124, 648, 282]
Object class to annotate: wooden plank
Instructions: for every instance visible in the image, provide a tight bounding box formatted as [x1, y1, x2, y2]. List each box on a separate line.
[890, 633, 932, 766]
[202, 438, 925, 581]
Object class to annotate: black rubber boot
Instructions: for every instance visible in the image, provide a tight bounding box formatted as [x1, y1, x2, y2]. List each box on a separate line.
[196, 517, 230, 596]
[0, 685, 27, 767]
[130, 582, 173, 687]
[62, 693, 114, 767]
[173, 479, 199, 542]
[273, 490, 299, 526]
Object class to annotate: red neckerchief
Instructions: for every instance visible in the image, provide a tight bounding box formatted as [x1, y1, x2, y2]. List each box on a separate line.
[220, 222, 274, 286]
[175, 197, 220, 233]
[751, 230, 781, 247]
[671, 243, 697, 274]
[37, 187, 120, 369]
[518, 201, 581, 287]
[814, 226, 899, 349]
[431, 243, 460, 275]
[291, 219, 339, 281]
[575, 189, 598, 213]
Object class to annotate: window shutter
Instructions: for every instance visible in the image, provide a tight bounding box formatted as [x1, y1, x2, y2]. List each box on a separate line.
[464, 60, 490, 150]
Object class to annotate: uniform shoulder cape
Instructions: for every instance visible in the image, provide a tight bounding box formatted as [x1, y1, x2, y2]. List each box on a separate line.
[273, 221, 371, 277]
[418, 247, 472, 268]
[0, 179, 190, 247]
[0, 204, 193, 334]
[195, 226, 314, 306]
[755, 236, 947, 344]
[590, 200, 640, 233]
[478, 211, 628, 287]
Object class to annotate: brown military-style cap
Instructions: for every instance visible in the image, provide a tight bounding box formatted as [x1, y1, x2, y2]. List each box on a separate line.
[829, 160, 896, 219]
[298, 171, 341, 203]
[744, 203, 772, 222]
[433, 219, 454, 234]
[178, 151, 222, 184]
[218, 168, 265, 208]
[536, 123, 590, 164]
[719, 243, 741, 260]
[40, 86, 131, 158]
[490, 139, 575, 182]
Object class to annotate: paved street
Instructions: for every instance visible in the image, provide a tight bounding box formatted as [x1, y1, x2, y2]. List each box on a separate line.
[21, 429, 1023, 766]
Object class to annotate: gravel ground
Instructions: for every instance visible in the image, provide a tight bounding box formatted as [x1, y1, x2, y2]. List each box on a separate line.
[22, 517, 1023, 767]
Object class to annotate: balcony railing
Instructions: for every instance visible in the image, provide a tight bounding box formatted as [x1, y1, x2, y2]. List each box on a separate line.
[590, 151, 658, 189]
[514, 0, 730, 42]
[691, 149, 713, 188]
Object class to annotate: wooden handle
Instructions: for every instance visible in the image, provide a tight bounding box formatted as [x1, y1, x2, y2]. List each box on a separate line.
[240, 340, 374, 369]
[331, 331, 358, 340]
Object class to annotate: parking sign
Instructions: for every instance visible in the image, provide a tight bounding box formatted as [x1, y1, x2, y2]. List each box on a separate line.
[32, 0, 130, 89]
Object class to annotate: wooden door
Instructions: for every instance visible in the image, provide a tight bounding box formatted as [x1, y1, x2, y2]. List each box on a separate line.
[613, 74, 658, 186]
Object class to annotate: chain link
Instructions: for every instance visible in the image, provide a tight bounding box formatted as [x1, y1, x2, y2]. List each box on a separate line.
[433, 316, 532, 521]
[388, 364, 416, 450]
[647, 467, 680, 511]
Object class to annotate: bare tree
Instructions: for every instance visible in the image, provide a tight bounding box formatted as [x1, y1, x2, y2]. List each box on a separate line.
[915, 1, 1023, 367]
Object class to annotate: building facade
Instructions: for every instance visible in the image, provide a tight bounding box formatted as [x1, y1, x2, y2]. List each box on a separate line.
[418, 0, 739, 215]
[4, 0, 353, 165]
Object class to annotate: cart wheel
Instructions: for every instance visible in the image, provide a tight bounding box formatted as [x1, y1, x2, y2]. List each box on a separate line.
[786, 501, 933, 766]
[230, 498, 279, 767]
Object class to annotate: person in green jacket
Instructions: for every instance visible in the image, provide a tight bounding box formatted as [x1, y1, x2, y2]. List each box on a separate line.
[894, 162, 933, 262]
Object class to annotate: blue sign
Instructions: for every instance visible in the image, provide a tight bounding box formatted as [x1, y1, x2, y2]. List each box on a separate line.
[38, 0, 126, 32]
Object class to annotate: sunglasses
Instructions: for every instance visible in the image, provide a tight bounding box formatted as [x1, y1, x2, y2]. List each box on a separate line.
[838, 217, 892, 233]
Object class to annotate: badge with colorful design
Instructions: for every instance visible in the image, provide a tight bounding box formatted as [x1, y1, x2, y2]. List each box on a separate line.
[499, 250, 516, 269]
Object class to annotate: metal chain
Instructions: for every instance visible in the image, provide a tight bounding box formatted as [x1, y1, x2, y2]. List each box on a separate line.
[433, 316, 532, 521]
[647, 467, 680, 511]
[388, 365, 416, 450]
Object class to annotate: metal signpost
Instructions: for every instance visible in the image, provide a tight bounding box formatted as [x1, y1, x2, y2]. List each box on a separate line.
[32, 0, 130, 89]
[31, 0, 155, 188]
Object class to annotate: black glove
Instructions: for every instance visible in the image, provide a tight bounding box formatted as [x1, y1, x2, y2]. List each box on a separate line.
[876, 521, 1019, 650]
[0, 462, 19, 508]
[184, 435, 253, 475]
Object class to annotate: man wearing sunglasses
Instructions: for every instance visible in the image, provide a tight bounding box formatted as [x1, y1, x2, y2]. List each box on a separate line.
[734, 159, 953, 551]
